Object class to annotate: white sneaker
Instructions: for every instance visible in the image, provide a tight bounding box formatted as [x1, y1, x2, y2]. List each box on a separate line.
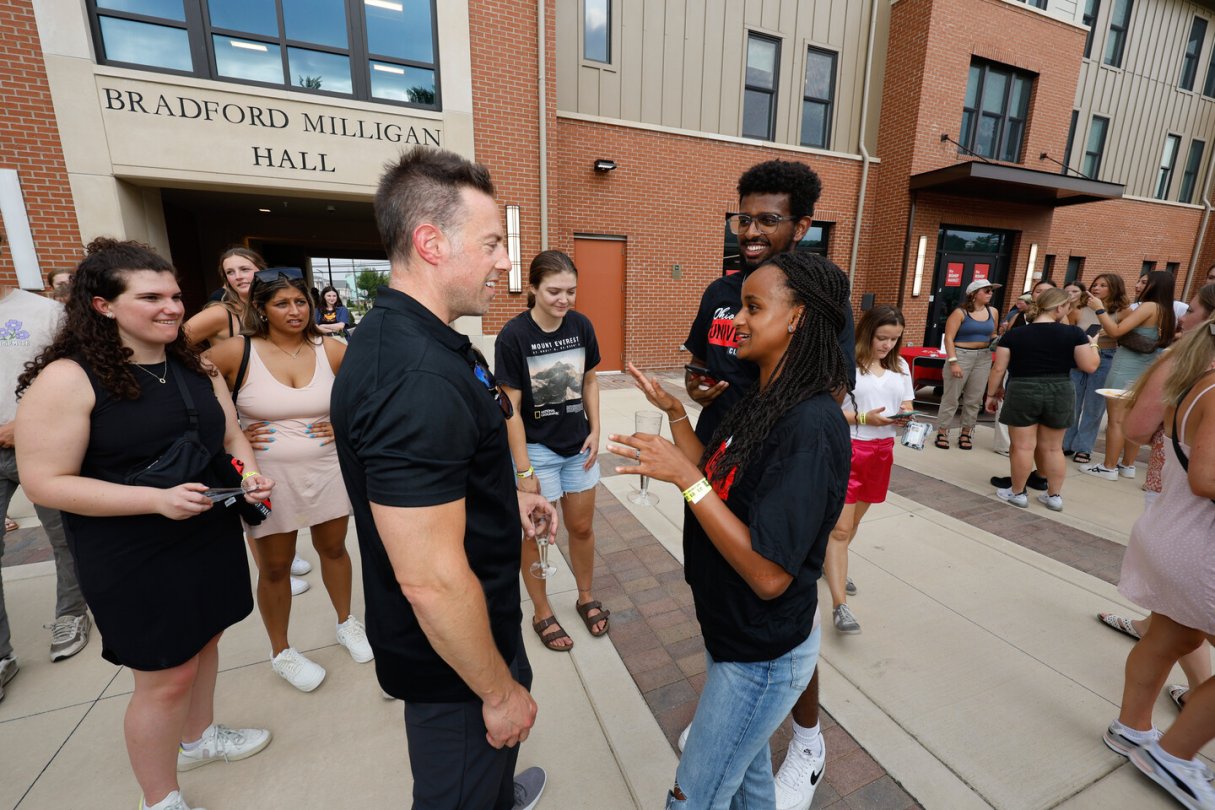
[774, 738, 827, 810]
[0, 654, 18, 703]
[177, 723, 271, 771]
[1036, 492, 1064, 512]
[1130, 740, 1215, 808]
[996, 487, 1028, 508]
[1080, 463, 1119, 481]
[290, 555, 311, 576]
[290, 576, 310, 596]
[141, 790, 203, 810]
[271, 647, 325, 692]
[337, 616, 374, 663]
[1118, 463, 1137, 479]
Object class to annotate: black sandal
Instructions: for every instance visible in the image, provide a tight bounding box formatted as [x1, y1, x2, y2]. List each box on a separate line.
[935, 431, 950, 449]
[532, 615, 573, 652]
[1074, 452, 1091, 464]
[958, 430, 974, 450]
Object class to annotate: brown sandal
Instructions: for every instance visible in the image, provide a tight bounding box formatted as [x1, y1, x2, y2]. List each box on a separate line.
[532, 615, 573, 652]
[576, 600, 610, 637]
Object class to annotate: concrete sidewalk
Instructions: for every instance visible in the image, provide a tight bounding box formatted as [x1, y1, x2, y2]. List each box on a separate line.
[1, 374, 1206, 809]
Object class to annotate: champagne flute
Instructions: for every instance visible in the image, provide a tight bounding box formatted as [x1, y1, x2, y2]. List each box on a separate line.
[528, 512, 556, 579]
[627, 410, 664, 505]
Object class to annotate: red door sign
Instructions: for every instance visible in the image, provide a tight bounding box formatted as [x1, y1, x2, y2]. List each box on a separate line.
[973, 263, 990, 282]
[945, 262, 964, 287]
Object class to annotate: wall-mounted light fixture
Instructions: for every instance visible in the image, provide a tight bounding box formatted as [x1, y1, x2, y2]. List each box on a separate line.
[506, 204, 522, 293]
[911, 235, 928, 296]
[593, 159, 617, 172]
[1023, 243, 1039, 292]
[0, 170, 43, 290]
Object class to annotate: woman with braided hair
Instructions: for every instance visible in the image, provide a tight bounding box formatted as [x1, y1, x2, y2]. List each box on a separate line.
[609, 251, 852, 809]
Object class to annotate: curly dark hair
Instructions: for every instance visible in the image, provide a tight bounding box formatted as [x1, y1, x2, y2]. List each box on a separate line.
[17, 238, 208, 399]
[242, 271, 325, 342]
[703, 251, 853, 488]
[736, 160, 823, 220]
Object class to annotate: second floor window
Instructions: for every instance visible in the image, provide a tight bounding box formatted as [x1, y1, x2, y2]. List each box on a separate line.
[1181, 17, 1207, 91]
[959, 60, 1032, 163]
[1082, 115, 1109, 179]
[584, 0, 610, 63]
[1083, 0, 1100, 59]
[1104, 0, 1133, 68]
[1180, 139, 1205, 203]
[90, 0, 439, 108]
[800, 48, 836, 149]
[743, 34, 780, 141]
[1156, 134, 1181, 199]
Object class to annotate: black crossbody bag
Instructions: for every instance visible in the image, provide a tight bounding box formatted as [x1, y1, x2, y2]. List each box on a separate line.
[124, 361, 213, 488]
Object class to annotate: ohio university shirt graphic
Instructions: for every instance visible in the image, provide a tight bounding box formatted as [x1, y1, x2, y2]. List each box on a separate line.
[708, 306, 739, 355]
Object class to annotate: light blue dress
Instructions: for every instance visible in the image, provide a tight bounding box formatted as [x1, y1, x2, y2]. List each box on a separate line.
[1105, 325, 1160, 389]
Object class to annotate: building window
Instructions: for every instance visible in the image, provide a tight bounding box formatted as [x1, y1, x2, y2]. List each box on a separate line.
[88, 0, 440, 108]
[800, 48, 836, 149]
[584, 0, 610, 63]
[1204, 46, 1215, 97]
[1180, 140, 1205, 203]
[1141, 260, 1157, 274]
[723, 221, 829, 273]
[1156, 134, 1181, 199]
[743, 33, 780, 141]
[1062, 110, 1079, 174]
[1042, 254, 1056, 280]
[1166, 261, 1180, 274]
[1065, 256, 1085, 283]
[1181, 17, 1207, 91]
[1082, 115, 1109, 179]
[959, 60, 1033, 163]
[1083, 0, 1100, 59]
[1017, 0, 1047, 7]
[1104, 0, 1133, 68]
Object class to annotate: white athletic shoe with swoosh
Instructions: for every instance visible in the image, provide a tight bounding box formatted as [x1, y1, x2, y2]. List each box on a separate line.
[774, 738, 826, 810]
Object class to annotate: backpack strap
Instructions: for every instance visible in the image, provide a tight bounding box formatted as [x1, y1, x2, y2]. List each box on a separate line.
[1169, 370, 1215, 506]
[167, 358, 200, 438]
[232, 336, 252, 404]
[227, 308, 237, 338]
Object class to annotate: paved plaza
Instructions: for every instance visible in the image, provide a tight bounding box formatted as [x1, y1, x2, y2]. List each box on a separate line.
[0, 374, 1205, 809]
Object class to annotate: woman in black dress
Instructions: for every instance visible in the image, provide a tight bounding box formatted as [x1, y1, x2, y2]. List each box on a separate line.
[16, 239, 275, 810]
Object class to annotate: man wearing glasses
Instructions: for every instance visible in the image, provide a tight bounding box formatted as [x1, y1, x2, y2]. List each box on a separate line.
[332, 147, 554, 810]
[682, 159, 854, 810]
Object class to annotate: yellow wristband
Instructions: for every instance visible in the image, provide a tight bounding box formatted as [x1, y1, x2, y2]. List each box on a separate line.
[682, 478, 712, 505]
[857, 411, 866, 425]
[241, 470, 260, 481]
[515, 466, 535, 479]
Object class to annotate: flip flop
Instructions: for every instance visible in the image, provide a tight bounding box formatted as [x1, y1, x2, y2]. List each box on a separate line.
[1167, 684, 1189, 710]
[575, 600, 610, 637]
[532, 615, 573, 652]
[1074, 452, 1091, 464]
[1097, 612, 1141, 640]
[4, 518, 16, 532]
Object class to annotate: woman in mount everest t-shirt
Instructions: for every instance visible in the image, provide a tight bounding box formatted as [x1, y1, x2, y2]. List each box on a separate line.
[495, 250, 607, 653]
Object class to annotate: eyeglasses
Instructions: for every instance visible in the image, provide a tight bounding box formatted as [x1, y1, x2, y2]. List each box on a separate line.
[467, 346, 514, 419]
[725, 213, 802, 235]
[253, 267, 305, 284]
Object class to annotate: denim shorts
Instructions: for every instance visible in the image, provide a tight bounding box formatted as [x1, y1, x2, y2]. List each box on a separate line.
[528, 442, 600, 501]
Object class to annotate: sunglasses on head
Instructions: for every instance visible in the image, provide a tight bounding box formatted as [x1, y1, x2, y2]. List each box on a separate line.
[253, 267, 305, 284]
[466, 346, 514, 420]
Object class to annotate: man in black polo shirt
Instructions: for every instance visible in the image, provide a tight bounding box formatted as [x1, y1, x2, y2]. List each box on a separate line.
[332, 147, 555, 810]
[682, 159, 855, 810]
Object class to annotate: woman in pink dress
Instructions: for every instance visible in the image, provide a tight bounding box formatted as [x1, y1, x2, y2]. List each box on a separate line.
[208, 268, 370, 693]
[1104, 311, 1215, 808]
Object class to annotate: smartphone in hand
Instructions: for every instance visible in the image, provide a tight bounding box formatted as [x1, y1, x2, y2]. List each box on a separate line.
[684, 364, 719, 387]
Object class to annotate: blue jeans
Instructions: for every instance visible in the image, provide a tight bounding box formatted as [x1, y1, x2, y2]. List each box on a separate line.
[1063, 348, 1115, 455]
[667, 627, 821, 810]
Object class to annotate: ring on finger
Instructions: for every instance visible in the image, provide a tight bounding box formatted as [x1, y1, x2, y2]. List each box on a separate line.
[635, 448, 641, 461]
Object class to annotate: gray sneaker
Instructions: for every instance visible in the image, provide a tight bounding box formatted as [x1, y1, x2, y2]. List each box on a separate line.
[512, 766, 546, 810]
[48, 614, 90, 662]
[1036, 493, 1064, 512]
[833, 604, 861, 634]
[845, 577, 857, 596]
[0, 655, 18, 702]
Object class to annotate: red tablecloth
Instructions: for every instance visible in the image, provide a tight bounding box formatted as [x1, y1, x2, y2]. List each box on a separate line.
[900, 347, 947, 389]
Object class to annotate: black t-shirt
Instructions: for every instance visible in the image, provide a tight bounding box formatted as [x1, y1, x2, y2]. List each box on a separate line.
[494, 310, 601, 457]
[331, 288, 522, 703]
[684, 270, 857, 443]
[997, 322, 1089, 378]
[685, 395, 850, 662]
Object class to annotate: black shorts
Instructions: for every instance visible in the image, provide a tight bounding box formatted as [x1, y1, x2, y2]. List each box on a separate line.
[999, 376, 1075, 430]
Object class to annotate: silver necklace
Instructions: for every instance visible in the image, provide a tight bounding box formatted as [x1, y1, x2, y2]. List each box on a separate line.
[131, 359, 168, 384]
[269, 339, 306, 359]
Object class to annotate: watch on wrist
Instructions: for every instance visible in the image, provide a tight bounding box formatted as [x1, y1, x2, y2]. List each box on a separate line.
[1094, 308, 1106, 316]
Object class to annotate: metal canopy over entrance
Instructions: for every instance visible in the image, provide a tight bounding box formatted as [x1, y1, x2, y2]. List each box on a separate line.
[909, 162, 1125, 207]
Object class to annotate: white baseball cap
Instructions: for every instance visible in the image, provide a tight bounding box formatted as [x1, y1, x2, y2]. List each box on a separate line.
[965, 279, 1002, 294]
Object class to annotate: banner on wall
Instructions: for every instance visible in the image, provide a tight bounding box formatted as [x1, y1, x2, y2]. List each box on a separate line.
[945, 262, 963, 287]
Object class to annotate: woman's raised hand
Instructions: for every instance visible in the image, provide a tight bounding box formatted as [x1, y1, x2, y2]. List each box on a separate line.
[626, 362, 684, 418]
[607, 432, 699, 489]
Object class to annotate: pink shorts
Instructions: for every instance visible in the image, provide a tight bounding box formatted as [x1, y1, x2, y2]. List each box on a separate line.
[846, 437, 895, 505]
